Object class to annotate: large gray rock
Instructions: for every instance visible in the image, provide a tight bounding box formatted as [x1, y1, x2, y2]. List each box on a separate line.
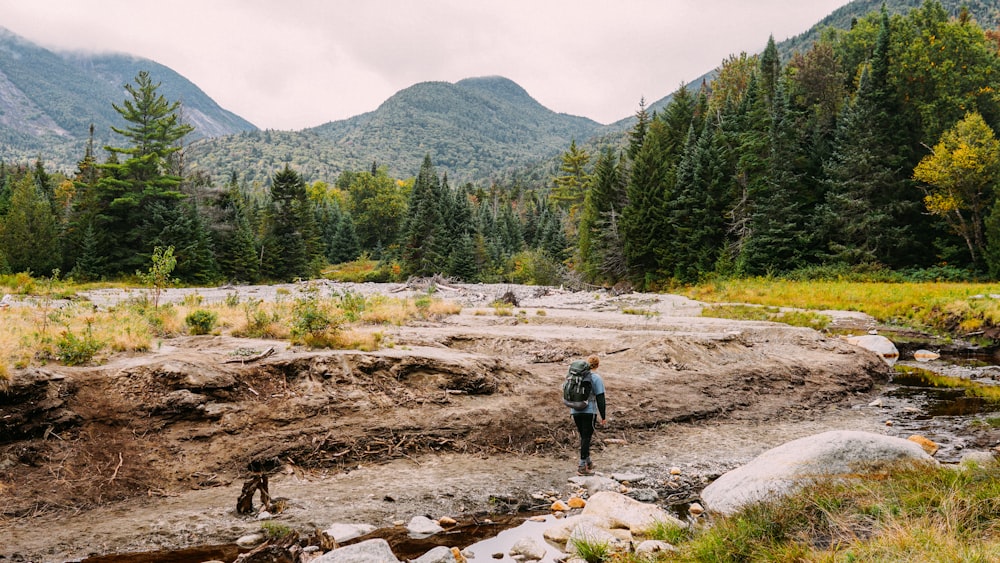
[845, 335, 898, 366]
[581, 491, 685, 533]
[543, 514, 612, 547]
[312, 538, 400, 563]
[701, 430, 937, 515]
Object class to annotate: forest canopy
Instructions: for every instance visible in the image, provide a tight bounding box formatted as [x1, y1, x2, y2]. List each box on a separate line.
[1, 0, 998, 288]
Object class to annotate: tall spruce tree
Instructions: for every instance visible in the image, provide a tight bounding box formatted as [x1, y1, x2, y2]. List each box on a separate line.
[578, 148, 626, 282]
[260, 165, 319, 281]
[399, 155, 448, 276]
[92, 71, 194, 276]
[0, 169, 60, 275]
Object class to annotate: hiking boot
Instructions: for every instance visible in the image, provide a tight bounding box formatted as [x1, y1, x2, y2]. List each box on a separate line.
[577, 462, 593, 476]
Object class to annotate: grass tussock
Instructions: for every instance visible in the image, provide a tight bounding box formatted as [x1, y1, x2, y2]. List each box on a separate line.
[610, 459, 1000, 562]
[688, 278, 1000, 336]
[701, 303, 832, 330]
[0, 276, 460, 377]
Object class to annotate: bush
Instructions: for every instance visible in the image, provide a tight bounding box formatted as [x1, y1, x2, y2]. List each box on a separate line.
[185, 309, 218, 335]
[56, 326, 103, 366]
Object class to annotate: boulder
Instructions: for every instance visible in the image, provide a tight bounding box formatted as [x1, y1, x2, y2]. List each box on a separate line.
[312, 538, 399, 562]
[701, 430, 937, 515]
[543, 514, 611, 547]
[581, 491, 685, 533]
[845, 335, 898, 366]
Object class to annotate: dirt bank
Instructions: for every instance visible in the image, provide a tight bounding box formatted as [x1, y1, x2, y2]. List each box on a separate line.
[0, 283, 893, 562]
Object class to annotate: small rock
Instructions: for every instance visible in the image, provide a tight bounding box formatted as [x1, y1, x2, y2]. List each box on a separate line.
[567, 497, 586, 509]
[611, 472, 647, 484]
[868, 398, 883, 408]
[885, 420, 894, 426]
[551, 500, 570, 512]
[635, 539, 677, 554]
[410, 545, 457, 563]
[907, 435, 940, 456]
[689, 502, 705, 516]
[627, 488, 659, 503]
[669, 467, 682, 475]
[438, 516, 458, 527]
[408, 515, 445, 536]
[256, 511, 272, 520]
[509, 536, 547, 561]
[323, 522, 377, 543]
[235, 533, 264, 548]
[959, 451, 996, 466]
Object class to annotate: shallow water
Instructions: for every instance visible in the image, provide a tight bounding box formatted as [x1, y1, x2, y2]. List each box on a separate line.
[882, 362, 1000, 461]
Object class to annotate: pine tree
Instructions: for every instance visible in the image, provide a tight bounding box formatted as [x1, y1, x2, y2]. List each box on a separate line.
[819, 66, 902, 267]
[261, 165, 317, 280]
[0, 169, 60, 275]
[399, 155, 448, 276]
[92, 71, 194, 275]
[739, 82, 812, 275]
[578, 148, 625, 282]
[211, 174, 260, 283]
[550, 140, 592, 235]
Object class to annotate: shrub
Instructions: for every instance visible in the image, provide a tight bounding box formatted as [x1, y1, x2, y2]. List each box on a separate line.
[185, 309, 218, 335]
[56, 324, 103, 366]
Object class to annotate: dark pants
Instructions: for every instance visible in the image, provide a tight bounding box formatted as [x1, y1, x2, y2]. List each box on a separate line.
[572, 413, 596, 462]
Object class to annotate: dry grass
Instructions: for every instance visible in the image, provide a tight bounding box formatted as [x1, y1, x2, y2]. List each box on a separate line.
[0, 281, 460, 380]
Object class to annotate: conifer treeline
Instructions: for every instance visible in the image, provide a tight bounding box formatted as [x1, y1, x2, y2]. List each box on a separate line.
[1, 1, 998, 287]
[573, 1, 1000, 286]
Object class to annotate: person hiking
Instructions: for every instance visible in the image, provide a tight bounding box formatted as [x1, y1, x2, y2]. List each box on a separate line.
[567, 355, 606, 475]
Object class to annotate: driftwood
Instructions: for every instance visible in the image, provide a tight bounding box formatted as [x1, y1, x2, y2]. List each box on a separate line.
[236, 474, 270, 515]
[236, 530, 300, 563]
[223, 347, 275, 364]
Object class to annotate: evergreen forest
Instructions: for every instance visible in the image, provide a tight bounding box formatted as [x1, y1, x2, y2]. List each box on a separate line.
[1, 1, 999, 289]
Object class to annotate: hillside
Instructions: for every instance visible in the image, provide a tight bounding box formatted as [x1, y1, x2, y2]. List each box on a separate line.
[0, 26, 255, 171]
[509, 0, 999, 189]
[186, 76, 602, 185]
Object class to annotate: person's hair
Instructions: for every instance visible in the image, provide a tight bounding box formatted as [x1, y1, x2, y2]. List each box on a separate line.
[587, 355, 600, 369]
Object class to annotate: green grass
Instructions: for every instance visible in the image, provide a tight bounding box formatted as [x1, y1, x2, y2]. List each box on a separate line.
[613, 459, 1000, 562]
[701, 303, 832, 330]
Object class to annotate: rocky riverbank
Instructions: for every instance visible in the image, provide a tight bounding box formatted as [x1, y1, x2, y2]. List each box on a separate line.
[0, 282, 907, 561]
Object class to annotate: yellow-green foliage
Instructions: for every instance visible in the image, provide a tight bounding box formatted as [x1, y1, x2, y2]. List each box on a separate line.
[687, 279, 1000, 335]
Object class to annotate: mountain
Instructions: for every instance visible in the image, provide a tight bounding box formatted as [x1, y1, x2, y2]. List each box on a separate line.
[509, 0, 1000, 188]
[186, 76, 602, 185]
[0, 26, 255, 171]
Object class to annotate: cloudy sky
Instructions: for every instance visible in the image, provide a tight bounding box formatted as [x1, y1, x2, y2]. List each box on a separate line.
[1, 0, 850, 130]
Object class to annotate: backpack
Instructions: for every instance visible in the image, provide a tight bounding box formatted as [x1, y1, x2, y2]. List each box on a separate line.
[562, 360, 593, 409]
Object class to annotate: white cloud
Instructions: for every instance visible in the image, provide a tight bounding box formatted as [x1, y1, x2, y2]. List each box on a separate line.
[0, 0, 850, 129]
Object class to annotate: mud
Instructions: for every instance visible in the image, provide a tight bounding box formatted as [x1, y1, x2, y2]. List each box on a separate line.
[0, 283, 914, 561]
